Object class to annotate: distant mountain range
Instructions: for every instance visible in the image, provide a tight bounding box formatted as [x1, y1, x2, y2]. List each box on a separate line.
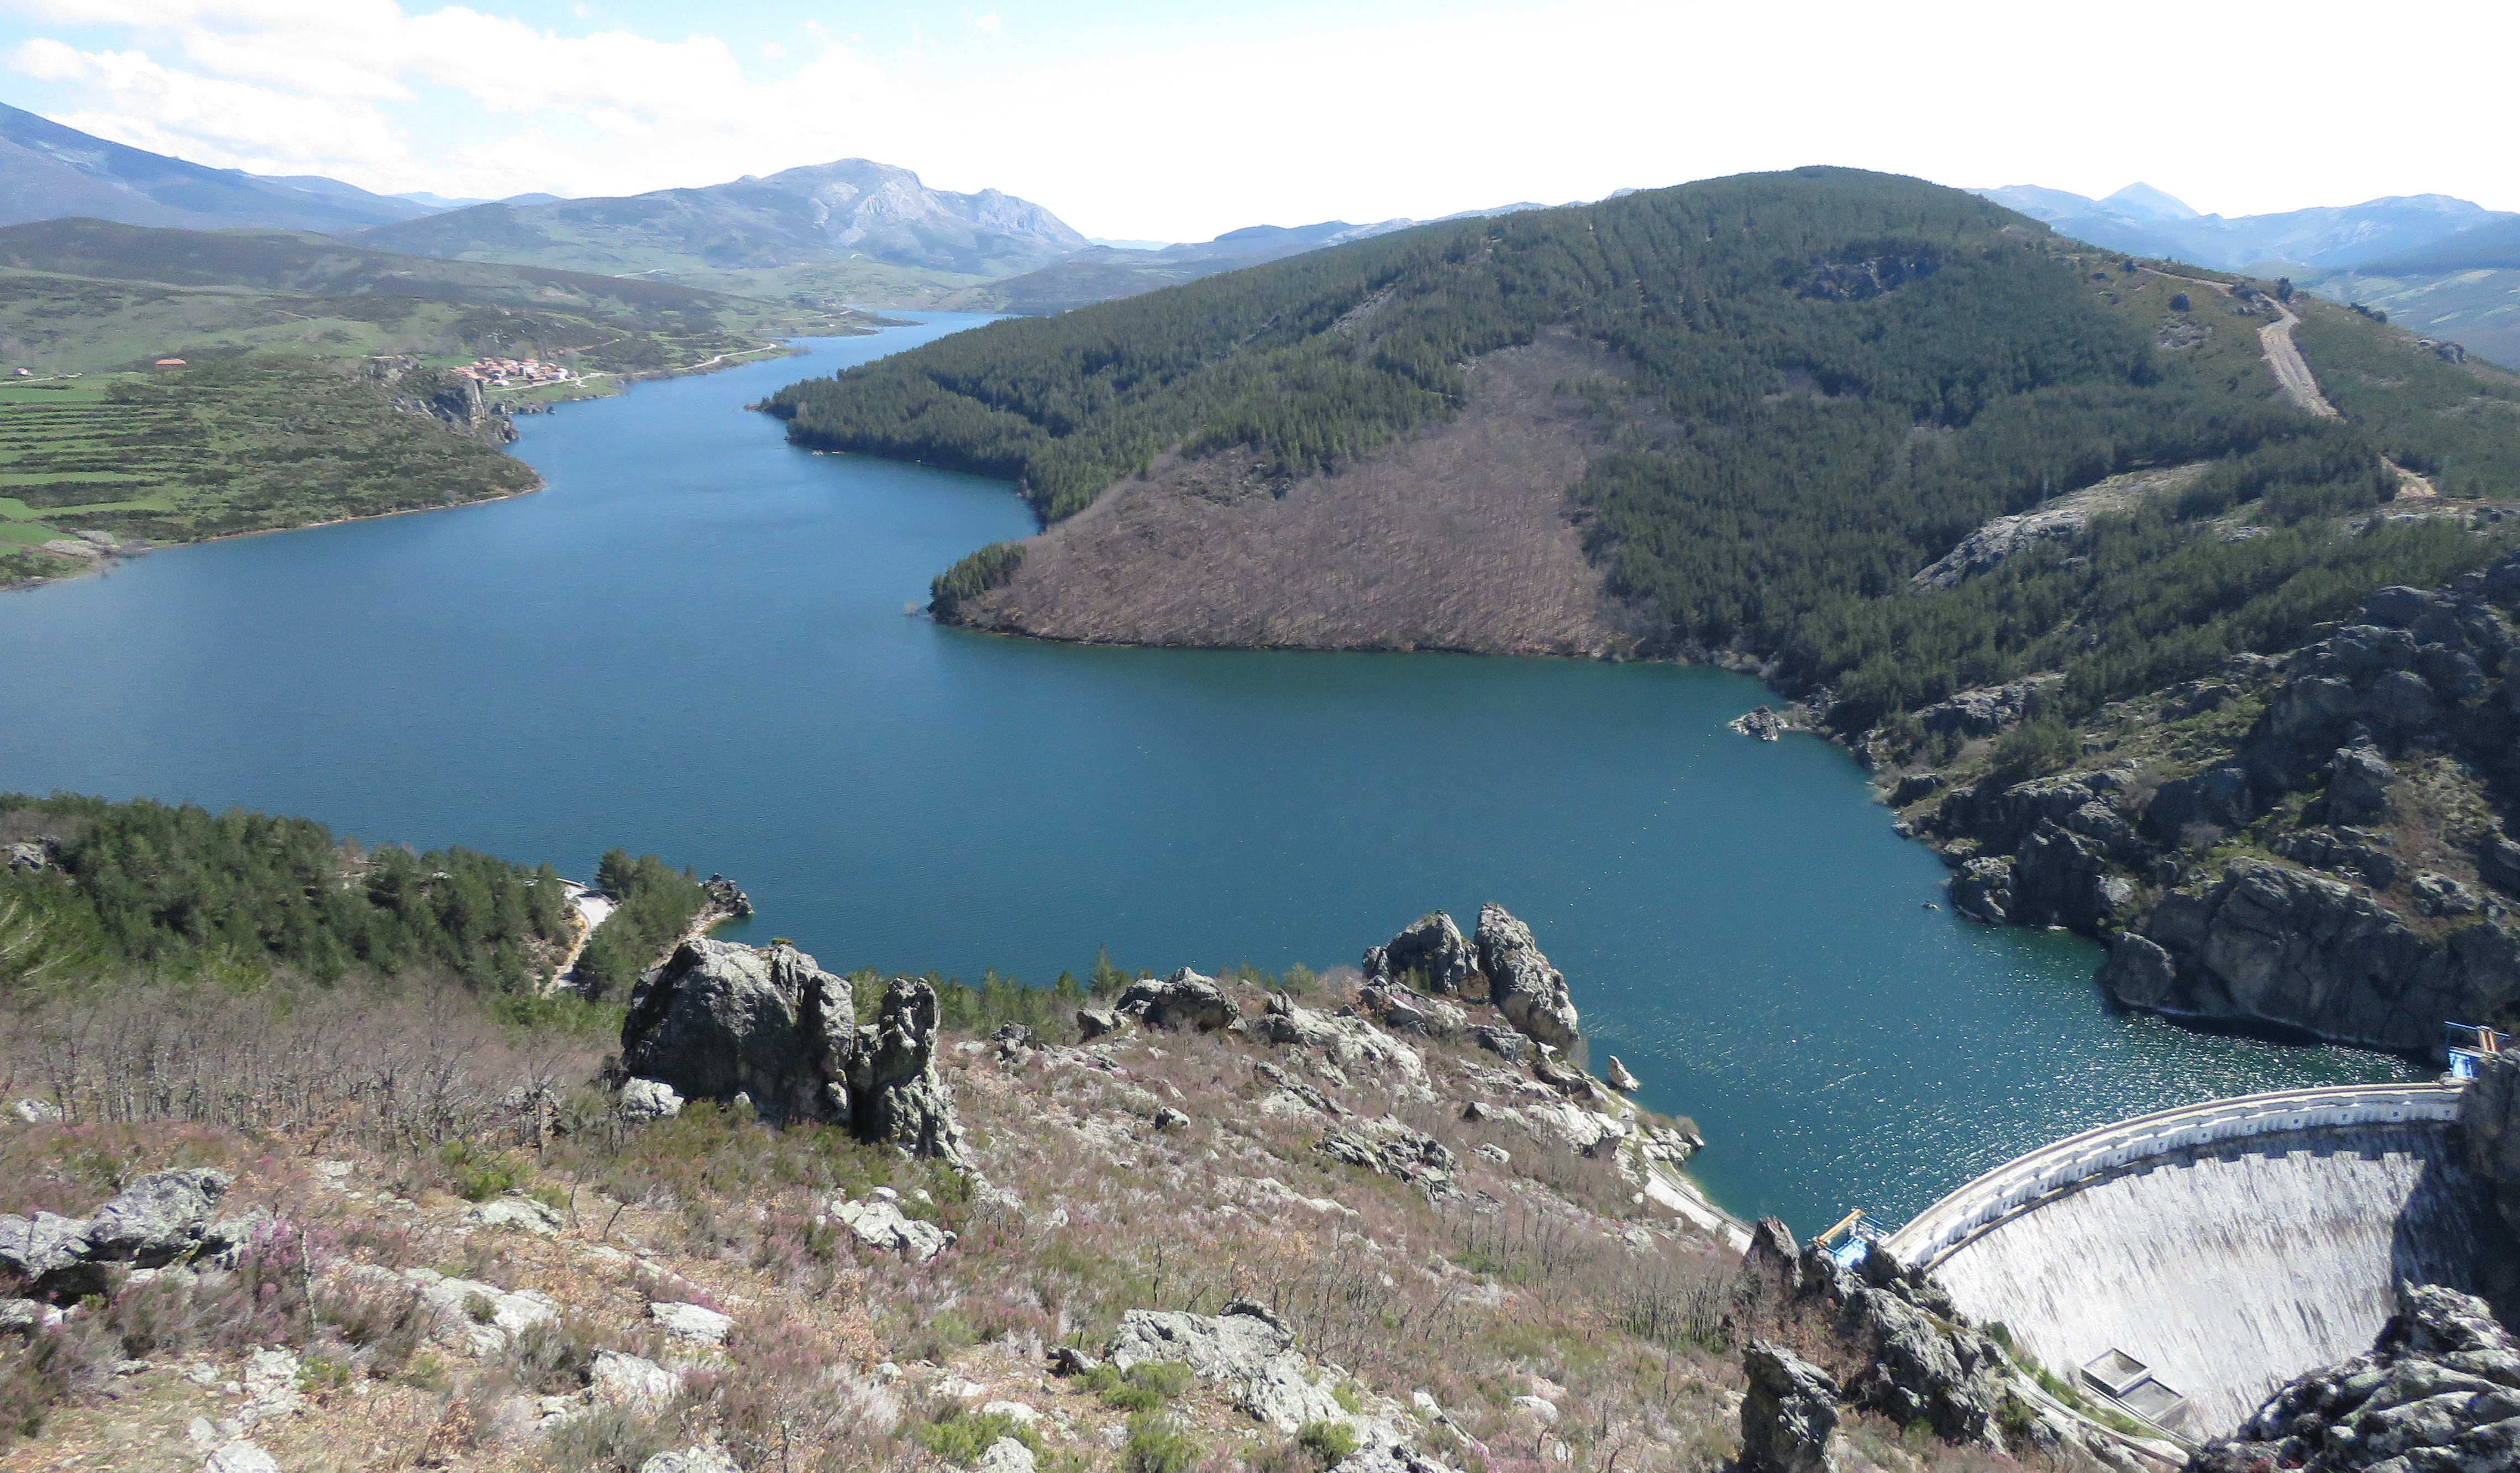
[0, 102, 437, 234]
[958, 202, 1569, 313]
[1972, 181, 2517, 272]
[355, 158, 1090, 277]
[1975, 182, 2520, 371]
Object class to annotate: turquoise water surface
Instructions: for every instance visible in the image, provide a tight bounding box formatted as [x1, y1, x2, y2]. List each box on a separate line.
[0, 316, 2413, 1230]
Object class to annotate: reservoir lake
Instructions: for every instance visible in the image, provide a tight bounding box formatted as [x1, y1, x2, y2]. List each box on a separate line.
[0, 317, 2414, 1232]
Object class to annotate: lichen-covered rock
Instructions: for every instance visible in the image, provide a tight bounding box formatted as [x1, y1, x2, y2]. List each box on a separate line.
[1108, 1299, 1345, 1432]
[831, 1192, 957, 1263]
[2320, 741, 2397, 826]
[1363, 911, 1478, 995]
[86, 1168, 230, 1266]
[620, 941, 969, 1165]
[2188, 1282, 2520, 1473]
[1949, 855, 2015, 924]
[1317, 1116, 1460, 1201]
[858, 974, 969, 1166]
[1112, 969, 1240, 1031]
[1740, 1341, 1839, 1473]
[621, 940, 859, 1122]
[620, 1077, 684, 1121]
[1473, 904, 1577, 1049]
[591, 1350, 681, 1411]
[1356, 982, 1467, 1039]
[2110, 858, 2520, 1051]
[1258, 995, 1429, 1095]
[1917, 677, 2059, 739]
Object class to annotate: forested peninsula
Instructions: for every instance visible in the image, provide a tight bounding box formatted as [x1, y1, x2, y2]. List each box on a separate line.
[768, 166, 2520, 1054]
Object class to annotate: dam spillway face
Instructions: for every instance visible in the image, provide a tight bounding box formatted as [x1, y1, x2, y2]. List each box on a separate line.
[1883, 1084, 2496, 1435]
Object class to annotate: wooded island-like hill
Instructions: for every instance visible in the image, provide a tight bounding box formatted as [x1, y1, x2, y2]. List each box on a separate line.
[767, 166, 2520, 737]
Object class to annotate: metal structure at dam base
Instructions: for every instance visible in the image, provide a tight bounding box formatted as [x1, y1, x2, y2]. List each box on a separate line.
[1882, 1082, 2501, 1437]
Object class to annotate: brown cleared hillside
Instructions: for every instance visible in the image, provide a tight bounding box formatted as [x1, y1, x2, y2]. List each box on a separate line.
[945, 331, 1653, 657]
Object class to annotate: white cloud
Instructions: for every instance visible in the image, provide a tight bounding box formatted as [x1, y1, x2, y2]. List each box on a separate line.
[2, 0, 2515, 239]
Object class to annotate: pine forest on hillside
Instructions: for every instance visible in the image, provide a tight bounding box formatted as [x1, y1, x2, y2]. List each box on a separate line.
[769, 167, 2520, 742]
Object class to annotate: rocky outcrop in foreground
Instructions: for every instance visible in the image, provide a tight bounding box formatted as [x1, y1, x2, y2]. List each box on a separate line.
[1474, 904, 1580, 1050]
[1359, 905, 1580, 1051]
[619, 939, 967, 1165]
[2188, 1282, 2520, 1473]
[1727, 1219, 2125, 1469]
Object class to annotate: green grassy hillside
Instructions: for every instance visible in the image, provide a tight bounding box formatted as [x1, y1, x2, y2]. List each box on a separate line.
[0, 217, 860, 342]
[0, 360, 542, 584]
[769, 167, 2519, 732]
[0, 219, 884, 588]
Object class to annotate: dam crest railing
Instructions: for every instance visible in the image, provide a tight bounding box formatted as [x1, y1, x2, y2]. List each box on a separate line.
[1886, 1082, 2464, 1270]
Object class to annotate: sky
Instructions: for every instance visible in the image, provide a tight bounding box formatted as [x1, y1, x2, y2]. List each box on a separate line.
[2, 0, 2513, 243]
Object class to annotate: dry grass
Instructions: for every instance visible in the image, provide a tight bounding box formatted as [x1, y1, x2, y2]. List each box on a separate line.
[0, 971, 2071, 1472]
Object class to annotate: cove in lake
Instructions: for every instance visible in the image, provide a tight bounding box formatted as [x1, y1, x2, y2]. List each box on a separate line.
[0, 316, 2413, 1231]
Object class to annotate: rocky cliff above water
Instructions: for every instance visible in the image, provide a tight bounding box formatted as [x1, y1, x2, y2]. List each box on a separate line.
[1901, 551, 2520, 1052]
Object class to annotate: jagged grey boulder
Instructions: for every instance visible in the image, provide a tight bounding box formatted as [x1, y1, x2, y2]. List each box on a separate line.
[1317, 1116, 1460, 1201]
[205, 1440, 282, 1473]
[1258, 995, 1429, 1094]
[86, 1168, 230, 1266]
[832, 1193, 956, 1263]
[11, 1098, 62, 1124]
[620, 940, 968, 1166]
[1741, 1341, 1839, 1473]
[0, 1212, 94, 1284]
[640, 1450, 742, 1473]
[620, 1078, 684, 1121]
[2190, 1282, 2520, 1473]
[1473, 904, 1578, 1049]
[1363, 911, 1478, 995]
[591, 1350, 681, 1411]
[860, 974, 969, 1165]
[1355, 982, 1467, 1039]
[2322, 741, 2396, 825]
[1108, 1299, 1345, 1432]
[1917, 677, 2059, 738]
[622, 941, 860, 1121]
[973, 1438, 1036, 1473]
[651, 1301, 734, 1346]
[1113, 969, 1239, 1031]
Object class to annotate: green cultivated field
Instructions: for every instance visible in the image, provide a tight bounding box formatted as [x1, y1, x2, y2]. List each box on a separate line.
[0, 218, 886, 588]
[0, 363, 539, 586]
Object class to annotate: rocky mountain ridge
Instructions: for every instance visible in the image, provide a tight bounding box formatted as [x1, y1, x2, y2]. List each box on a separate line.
[355, 158, 1087, 279]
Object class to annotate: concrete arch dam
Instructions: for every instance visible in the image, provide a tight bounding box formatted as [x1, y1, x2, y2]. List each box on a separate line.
[1883, 1083, 2500, 1435]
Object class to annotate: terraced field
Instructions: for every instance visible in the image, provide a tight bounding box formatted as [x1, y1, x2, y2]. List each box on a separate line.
[0, 362, 539, 586]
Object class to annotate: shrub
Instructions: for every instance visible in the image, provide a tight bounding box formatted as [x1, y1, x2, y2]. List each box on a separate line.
[438, 1140, 528, 1201]
[1123, 1412, 1199, 1473]
[1296, 1419, 1358, 1467]
[545, 1404, 677, 1473]
[1083, 1360, 1195, 1412]
[502, 1318, 600, 1396]
[917, 1409, 1043, 1464]
[2170, 292, 2191, 312]
[1987, 716, 2078, 787]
